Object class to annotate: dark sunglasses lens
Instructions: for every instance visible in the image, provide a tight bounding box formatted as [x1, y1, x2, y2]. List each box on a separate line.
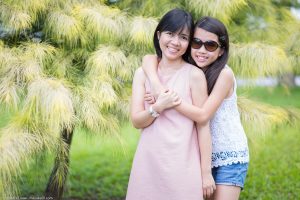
[191, 39, 202, 49]
[204, 41, 219, 52]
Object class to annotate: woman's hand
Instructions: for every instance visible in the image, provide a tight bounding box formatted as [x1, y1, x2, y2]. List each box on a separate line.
[146, 90, 181, 113]
[202, 172, 216, 199]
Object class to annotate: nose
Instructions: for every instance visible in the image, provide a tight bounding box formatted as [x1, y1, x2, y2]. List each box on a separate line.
[197, 44, 207, 53]
[170, 35, 180, 46]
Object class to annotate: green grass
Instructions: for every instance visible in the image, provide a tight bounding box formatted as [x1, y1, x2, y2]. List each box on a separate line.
[237, 87, 300, 200]
[241, 126, 300, 200]
[65, 126, 139, 200]
[238, 86, 300, 108]
[1, 87, 300, 200]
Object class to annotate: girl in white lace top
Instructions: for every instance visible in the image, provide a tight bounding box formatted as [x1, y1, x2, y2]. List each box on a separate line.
[142, 16, 249, 200]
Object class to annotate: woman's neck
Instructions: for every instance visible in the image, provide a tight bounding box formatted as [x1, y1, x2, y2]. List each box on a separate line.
[158, 57, 185, 74]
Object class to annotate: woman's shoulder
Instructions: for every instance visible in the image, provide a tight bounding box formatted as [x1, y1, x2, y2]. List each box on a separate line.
[134, 67, 145, 75]
[133, 67, 147, 81]
[185, 63, 206, 82]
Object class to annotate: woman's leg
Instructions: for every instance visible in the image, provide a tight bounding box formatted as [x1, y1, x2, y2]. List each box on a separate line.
[213, 185, 241, 200]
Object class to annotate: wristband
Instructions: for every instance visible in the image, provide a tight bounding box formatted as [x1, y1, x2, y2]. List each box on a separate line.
[149, 105, 160, 118]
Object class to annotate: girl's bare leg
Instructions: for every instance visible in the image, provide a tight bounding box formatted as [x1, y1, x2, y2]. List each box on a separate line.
[213, 185, 241, 200]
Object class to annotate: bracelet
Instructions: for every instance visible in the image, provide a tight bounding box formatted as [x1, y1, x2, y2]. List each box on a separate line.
[149, 105, 160, 118]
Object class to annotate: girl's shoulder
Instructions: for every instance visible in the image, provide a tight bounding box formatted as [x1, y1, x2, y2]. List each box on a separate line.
[184, 62, 204, 75]
[219, 65, 235, 81]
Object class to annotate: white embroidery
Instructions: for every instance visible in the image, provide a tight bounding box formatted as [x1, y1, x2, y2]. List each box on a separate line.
[210, 68, 249, 167]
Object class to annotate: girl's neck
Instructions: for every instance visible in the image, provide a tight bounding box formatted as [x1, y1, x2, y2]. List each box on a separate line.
[158, 57, 185, 74]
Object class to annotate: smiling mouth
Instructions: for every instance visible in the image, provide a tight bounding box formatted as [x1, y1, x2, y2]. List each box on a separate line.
[167, 46, 179, 53]
[195, 55, 208, 62]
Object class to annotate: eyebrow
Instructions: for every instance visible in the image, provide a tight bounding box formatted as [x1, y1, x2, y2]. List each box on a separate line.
[180, 33, 189, 37]
[193, 37, 218, 42]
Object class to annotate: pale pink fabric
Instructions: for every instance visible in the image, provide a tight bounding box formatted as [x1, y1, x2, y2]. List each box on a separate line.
[126, 65, 203, 200]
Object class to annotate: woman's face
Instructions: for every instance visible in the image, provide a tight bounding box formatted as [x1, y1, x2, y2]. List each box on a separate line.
[157, 26, 190, 61]
[191, 27, 223, 69]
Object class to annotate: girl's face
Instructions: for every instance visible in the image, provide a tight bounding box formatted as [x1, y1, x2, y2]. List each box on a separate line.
[157, 26, 190, 61]
[191, 28, 223, 69]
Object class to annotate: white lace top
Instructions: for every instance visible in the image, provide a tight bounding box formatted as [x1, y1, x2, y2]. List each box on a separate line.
[210, 68, 249, 167]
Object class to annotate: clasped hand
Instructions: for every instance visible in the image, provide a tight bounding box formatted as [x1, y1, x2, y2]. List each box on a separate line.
[144, 89, 181, 111]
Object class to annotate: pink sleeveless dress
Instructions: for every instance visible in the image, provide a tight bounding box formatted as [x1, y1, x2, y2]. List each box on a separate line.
[126, 64, 203, 200]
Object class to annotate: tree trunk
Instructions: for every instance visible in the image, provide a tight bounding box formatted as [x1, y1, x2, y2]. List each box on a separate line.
[279, 73, 296, 87]
[45, 128, 74, 200]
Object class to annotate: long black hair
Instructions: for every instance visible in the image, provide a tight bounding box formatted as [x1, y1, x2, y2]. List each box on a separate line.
[193, 16, 229, 95]
[153, 8, 194, 63]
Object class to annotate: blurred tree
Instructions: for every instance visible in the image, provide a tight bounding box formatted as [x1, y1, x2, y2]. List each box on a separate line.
[0, 0, 299, 199]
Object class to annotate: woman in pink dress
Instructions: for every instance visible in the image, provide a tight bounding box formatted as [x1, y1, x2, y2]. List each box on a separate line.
[126, 9, 215, 200]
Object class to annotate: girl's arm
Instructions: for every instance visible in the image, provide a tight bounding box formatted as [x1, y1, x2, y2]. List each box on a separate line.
[142, 54, 165, 97]
[175, 67, 234, 124]
[142, 54, 234, 124]
[131, 67, 181, 129]
[189, 67, 215, 199]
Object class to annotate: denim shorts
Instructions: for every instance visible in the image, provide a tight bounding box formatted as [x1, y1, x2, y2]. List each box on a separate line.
[212, 162, 249, 189]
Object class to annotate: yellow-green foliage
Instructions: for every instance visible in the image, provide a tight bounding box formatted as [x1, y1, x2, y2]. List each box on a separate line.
[89, 78, 118, 108]
[0, 7, 32, 33]
[141, 0, 182, 17]
[74, 85, 120, 135]
[0, 48, 43, 84]
[116, 0, 181, 17]
[85, 45, 128, 78]
[230, 42, 291, 78]
[0, 0, 51, 34]
[0, 122, 57, 199]
[0, 43, 56, 109]
[19, 42, 57, 67]
[22, 78, 75, 134]
[0, 79, 19, 109]
[238, 96, 289, 137]
[286, 31, 300, 73]
[185, 0, 247, 24]
[74, 5, 127, 44]
[49, 52, 74, 78]
[129, 16, 158, 51]
[44, 11, 85, 47]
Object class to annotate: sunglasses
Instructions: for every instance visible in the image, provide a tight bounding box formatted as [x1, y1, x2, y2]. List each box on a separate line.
[191, 38, 221, 52]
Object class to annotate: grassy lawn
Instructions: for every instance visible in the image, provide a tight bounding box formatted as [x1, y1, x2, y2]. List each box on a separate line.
[237, 87, 300, 200]
[1, 87, 299, 200]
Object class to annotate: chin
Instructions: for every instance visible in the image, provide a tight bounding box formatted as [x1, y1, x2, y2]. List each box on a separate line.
[165, 54, 182, 60]
[195, 62, 207, 68]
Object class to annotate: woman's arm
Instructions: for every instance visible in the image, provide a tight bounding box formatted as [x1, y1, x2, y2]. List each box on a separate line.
[189, 67, 215, 199]
[175, 67, 234, 124]
[130, 67, 156, 129]
[131, 67, 181, 129]
[142, 54, 165, 97]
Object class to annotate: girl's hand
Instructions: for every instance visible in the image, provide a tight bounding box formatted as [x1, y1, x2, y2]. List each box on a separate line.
[144, 92, 156, 104]
[153, 90, 181, 113]
[202, 173, 216, 199]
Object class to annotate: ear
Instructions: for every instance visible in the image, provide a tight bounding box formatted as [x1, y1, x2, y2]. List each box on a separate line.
[219, 48, 224, 57]
[157, 31, 161, 40]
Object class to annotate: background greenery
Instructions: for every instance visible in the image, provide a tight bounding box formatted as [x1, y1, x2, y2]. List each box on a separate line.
[0, 86, 296, 200]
